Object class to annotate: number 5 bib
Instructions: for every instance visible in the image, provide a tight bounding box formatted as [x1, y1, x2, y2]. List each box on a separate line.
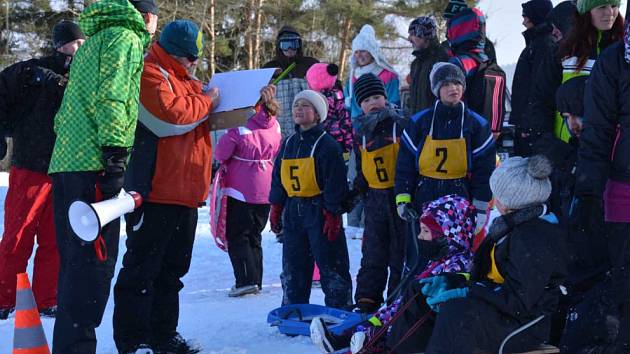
[418, 102, 468, 179]
[280, 132, 326, 197]
[360, 122, 399, 189]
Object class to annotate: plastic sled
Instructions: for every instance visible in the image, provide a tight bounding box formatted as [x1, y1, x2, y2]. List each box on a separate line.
[267, 304, 366, 337]
[209, 165, 228, 252]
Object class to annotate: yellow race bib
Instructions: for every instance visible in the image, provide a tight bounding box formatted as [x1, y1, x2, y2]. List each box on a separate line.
[360, 122, 399, 189]
[280, 133, 325, 197]
[418, 102, 469, 180]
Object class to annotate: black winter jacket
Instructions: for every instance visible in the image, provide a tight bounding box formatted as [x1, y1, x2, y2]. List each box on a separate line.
[510, 23, 555, 127]
[262, 25, 319, 79]
[269, 124, 348, 214]
[575, 41, 630, 196]
[470, 205, 568, 321]
[353, 106, 408, 193]
[0, 52, 70, 173]
[408, 41, 449, 115]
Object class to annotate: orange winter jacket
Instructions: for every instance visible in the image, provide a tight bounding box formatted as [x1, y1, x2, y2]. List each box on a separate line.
[135, 42, 214, 208]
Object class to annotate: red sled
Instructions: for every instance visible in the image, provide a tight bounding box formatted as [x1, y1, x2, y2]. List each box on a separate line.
[210, 165, 228, 252]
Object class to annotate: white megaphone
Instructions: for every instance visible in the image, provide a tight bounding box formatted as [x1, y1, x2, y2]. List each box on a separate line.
[68, 189, 143, 242]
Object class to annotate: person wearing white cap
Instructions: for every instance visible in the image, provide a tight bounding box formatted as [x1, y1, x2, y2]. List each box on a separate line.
[268, 89, 352, 308]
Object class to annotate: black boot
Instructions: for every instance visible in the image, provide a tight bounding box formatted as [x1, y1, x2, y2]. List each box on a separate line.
[310, 317, 351, 353]
[0, 307, 14, 320]
[153, 332, 201, 354]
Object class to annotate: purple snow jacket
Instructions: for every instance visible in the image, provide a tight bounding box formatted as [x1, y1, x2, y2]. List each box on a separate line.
[215, 109, 282, 204]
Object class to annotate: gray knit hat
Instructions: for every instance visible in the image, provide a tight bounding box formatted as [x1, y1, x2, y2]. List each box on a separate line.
[490, 155, 553, 210]
[293, 90, 328, 122]
[429, 62, 466, 97]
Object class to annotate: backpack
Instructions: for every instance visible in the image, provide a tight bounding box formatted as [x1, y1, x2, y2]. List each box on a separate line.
[466, 61, 507, 135]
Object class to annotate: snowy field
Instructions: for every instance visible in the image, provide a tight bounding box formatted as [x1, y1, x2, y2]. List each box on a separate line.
[0, 172, 365, 353]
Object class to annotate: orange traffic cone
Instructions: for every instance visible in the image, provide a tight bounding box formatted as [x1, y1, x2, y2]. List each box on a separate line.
[13, 273, 50, 354]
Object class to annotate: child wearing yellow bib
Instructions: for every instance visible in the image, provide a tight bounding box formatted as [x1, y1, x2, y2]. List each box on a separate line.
[269, 89, 352, 308]
[395, 62, 496, 236]
[349, 73, 409, 313]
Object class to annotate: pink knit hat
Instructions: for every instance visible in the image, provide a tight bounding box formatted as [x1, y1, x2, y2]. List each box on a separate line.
[306, 63, 338, 92]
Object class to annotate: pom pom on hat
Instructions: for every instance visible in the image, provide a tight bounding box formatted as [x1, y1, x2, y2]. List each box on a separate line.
[490, 155, 553, 210]
[306, 63, 339, 92]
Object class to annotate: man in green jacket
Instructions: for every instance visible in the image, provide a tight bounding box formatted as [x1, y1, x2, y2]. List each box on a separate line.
[49, 0, 157, 353]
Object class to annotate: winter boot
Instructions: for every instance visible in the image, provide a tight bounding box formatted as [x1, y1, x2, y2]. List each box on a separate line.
[0, 307, 14, 320]
[153, 332, 200, 354]
[127, 344, 154, 354]
[228, 284, 259, 297]
[39, 306, 57, 318]
[350, 331, 366, 354]
[310, 317, 349, 353]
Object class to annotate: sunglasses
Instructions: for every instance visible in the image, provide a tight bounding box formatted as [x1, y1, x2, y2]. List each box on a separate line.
[187, 54, 198, 62]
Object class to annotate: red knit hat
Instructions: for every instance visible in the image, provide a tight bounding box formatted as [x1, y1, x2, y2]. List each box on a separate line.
[420, 214, 444, 240]
[306, 63, 339, 92]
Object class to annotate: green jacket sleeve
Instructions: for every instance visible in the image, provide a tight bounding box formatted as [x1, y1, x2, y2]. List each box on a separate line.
[96, 30, 144, 148]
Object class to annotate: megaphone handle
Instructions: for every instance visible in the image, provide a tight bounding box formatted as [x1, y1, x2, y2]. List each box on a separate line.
[93, 184, 108, 262]
[94, 235, 107, 262]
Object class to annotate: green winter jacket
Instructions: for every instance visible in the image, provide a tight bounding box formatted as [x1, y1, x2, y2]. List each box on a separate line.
[48, 0, 150, 173]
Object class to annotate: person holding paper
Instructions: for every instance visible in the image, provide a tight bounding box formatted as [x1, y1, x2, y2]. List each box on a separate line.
[112, 19, 218, 354]
[269, 90, 353, 309]
[214, 85, 282, 298]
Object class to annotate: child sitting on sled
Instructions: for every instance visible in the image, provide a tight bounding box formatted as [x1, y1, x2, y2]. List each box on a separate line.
[310, 194, 476, 353]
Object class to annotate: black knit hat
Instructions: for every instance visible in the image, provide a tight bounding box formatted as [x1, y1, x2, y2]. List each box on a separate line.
[444, 0, 469, 19]
[129, 0, 159, 15]
[354, 73, 387, 105]
[52, 20, 85, 49]
[522, 0, 553, 26]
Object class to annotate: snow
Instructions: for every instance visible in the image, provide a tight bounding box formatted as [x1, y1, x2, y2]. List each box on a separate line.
[0, 172, 365, 353]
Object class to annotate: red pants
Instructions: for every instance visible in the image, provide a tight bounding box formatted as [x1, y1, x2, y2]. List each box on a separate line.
[0, 167, 58, 309]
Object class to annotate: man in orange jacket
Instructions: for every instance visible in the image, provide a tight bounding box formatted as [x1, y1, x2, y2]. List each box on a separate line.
[112, 20, 219, 354]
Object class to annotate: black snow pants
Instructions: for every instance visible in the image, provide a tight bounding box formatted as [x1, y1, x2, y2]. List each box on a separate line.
[226, 197, 269, 289]
[113, 202, 197, 352]
[281, 197, 352, 309]
[355, 188, 406, 305]
[51, 172, 121, 354]
[425, 297, 550, 354]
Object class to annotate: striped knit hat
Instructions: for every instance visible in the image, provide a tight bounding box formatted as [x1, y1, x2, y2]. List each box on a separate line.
[353, 73, 387, 105]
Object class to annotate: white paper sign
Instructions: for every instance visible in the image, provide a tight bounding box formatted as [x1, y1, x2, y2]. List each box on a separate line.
[206, 68, 276, 113]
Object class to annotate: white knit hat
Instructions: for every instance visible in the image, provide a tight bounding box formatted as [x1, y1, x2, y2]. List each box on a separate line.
[347, 25, 399, 106]
[293, 90, 328, 123]
[490, 155, 553, 210]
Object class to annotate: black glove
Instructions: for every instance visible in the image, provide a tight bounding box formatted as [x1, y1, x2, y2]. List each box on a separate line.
[0, 136, 7, 160]
[351, 174, 369, 195]
[99, 146, 128, 199]
[341, 188, 361, 214]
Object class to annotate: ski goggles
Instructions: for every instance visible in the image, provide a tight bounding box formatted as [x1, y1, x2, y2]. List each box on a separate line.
[279, 37, 301, 51]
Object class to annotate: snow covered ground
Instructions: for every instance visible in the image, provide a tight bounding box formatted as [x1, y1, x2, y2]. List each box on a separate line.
[0, 172, 365, 353]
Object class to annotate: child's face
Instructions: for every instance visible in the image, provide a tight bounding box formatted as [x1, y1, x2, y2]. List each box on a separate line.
[360, 94, 387, 114]
[292, 99, 318, 129]
[439, 81, 464, 106]
[561, 112, 583, 138]
[418, 222, 433, 241]
[354, 50, 374, 67]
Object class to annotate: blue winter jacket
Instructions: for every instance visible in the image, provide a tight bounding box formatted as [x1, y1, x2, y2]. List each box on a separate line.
[395, 101, 495, 208]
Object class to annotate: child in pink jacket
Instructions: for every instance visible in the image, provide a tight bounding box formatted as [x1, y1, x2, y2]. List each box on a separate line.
[214, 85, 282, 297]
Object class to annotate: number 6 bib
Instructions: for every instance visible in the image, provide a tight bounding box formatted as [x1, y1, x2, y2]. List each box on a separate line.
[360, 122, 399, 189]
[418, 102, 468, 180]
[280, 132, 325, 197]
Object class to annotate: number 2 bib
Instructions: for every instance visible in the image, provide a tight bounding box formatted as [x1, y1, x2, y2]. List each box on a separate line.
[360, 122, 399, 189]
[418, 102, 468, 180]
[280, 132, 325, 197]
